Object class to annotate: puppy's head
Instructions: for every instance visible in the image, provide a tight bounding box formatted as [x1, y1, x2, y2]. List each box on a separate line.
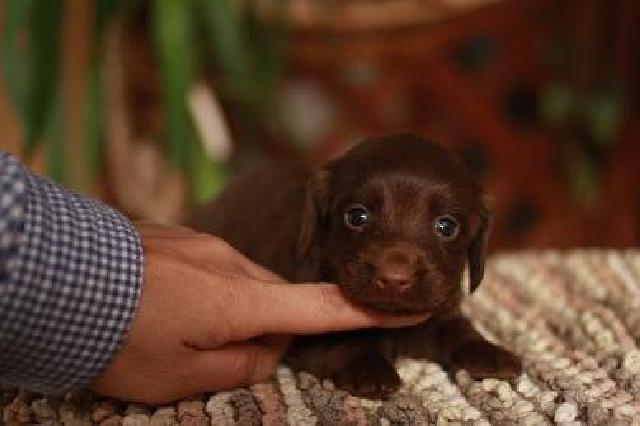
[297, 134, 489, 315]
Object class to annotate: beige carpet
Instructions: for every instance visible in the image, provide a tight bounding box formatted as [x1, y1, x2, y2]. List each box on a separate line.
[3, 250, 640, 425]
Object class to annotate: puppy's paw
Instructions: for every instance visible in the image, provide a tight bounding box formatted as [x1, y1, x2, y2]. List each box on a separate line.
[450, 340, 522, 379]
[332, 352, 401, 399]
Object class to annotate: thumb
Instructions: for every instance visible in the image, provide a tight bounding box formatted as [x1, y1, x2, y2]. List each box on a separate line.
[190, 338, 288, 392]
[233, 282, 428, 340]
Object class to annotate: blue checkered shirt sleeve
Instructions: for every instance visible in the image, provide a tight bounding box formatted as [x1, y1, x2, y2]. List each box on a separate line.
[0, 151, 143, 395]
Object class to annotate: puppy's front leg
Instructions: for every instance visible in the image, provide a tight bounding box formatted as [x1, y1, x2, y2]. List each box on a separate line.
[398, 312, 522, 379]
[286, 331, 401, 399]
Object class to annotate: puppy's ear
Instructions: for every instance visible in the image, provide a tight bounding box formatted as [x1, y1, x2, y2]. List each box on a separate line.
[297, 168, 331, 257]
[467, 199, 490, 292]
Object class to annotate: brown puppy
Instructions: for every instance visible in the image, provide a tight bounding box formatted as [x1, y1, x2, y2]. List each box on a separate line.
[190, 134, 521, 398]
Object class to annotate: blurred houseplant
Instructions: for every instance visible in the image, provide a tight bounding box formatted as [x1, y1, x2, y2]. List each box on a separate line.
[541, 81, 623, 206]
[1, 0, 287, 222]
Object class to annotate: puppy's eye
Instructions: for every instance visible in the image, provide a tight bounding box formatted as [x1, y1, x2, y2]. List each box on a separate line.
[344, 204, 369, 229]
[434, 215, 459, 240]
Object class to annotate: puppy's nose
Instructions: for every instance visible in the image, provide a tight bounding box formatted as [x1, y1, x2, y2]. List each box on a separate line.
[374, 263, 414, 292]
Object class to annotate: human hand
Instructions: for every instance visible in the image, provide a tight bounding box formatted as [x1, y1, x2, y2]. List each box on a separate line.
[91, 224, 427, 403]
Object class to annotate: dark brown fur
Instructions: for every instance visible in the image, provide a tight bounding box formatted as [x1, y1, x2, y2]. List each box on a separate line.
[190, 134, 521, 398]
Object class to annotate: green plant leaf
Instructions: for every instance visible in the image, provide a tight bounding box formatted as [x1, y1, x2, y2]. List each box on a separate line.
[94, 0, 124, 38]
[1, 0, 36, 115]
[199, 0, 250, 75]
[198, 0, 256, 101]
[84, 60, 103, 192]
[540, 83, 574, 127]
[24, 0, 62, 158]
[47, 93, 65, 184]
[188, 126, 227, 203]
[568, 149, 598, 207]
[583, 88, 622, 147]
[152, 0, 195, 168]
[249, 0, 289, 104]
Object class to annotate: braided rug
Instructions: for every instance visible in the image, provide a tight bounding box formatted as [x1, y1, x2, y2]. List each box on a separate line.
[3, 250, 640, 425]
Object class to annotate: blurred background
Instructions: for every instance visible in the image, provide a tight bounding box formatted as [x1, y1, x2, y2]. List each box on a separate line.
[1, 0, 638, 251]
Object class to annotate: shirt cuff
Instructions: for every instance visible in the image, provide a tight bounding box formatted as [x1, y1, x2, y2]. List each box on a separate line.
[0, 154, 143, 395]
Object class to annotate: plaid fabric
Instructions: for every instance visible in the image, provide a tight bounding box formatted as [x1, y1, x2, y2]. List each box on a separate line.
[0, 151, 143, 395]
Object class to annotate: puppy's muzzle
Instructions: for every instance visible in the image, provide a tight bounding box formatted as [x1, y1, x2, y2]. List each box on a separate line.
[372, 245, 423, 293]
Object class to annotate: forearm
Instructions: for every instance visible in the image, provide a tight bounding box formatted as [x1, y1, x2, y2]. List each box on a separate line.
[0, 151, 143, 394]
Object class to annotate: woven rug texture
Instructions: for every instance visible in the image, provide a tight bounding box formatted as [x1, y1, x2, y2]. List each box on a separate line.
[3, 250, 640, 425]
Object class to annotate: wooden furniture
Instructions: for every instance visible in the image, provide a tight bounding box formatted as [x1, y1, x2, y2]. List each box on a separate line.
[284, 0, 640, 250]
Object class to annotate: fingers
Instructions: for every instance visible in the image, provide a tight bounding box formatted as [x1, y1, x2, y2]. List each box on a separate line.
[235, 282, 429, 339]
[140, 229, 426, 342]
[93, 340, 289, 404]
[189, 339, 287, 392]
[172, 236, 286, 283]
[139, 225, 285, 283]
[234, 257, 286, 283]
